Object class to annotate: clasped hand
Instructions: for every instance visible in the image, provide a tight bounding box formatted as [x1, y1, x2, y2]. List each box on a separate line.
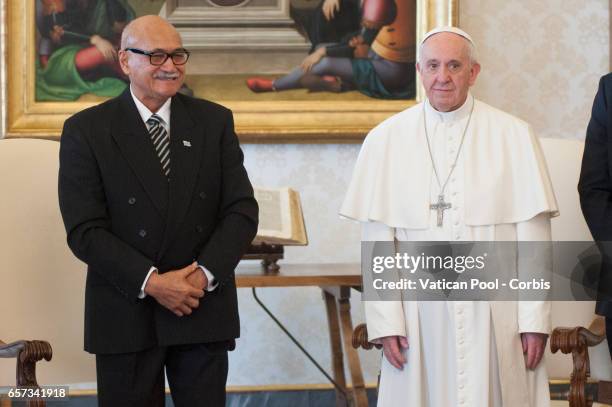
[144, 262, 208, 317]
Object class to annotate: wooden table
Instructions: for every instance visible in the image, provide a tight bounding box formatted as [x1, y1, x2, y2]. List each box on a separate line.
[235, 263, 368, 407]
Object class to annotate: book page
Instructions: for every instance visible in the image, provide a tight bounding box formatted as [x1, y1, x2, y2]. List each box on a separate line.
[254, 187, 291, 239]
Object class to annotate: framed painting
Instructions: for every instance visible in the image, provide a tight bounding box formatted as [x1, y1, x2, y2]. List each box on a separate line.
[2, 0, 458, 142]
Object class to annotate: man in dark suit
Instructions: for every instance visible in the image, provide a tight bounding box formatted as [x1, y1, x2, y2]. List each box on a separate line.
[578, 73, 612, 359]
[58, 15, 258, 406]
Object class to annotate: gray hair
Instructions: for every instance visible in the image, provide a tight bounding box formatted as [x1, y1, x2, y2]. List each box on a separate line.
[120, 21, 135, 49]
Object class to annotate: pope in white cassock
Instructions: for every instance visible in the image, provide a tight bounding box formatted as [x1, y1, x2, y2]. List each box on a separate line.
[340, 27, 559, 406]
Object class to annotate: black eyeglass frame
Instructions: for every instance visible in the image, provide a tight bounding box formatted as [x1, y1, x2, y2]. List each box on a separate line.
[124, 47, 191, 66]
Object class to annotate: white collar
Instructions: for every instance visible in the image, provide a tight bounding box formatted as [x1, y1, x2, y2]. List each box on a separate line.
[130, 85, 172, 128]
[424, 93, 474, 124]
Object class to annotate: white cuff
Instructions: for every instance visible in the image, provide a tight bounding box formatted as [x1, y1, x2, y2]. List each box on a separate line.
[198, 265, 218, 291]
[138, 267, 158, 299]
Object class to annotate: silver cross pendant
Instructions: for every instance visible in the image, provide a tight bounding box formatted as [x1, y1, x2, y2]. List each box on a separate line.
[430, 194, 451, 227]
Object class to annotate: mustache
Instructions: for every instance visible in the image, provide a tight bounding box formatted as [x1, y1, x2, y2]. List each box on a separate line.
[154, 72, 180, 80]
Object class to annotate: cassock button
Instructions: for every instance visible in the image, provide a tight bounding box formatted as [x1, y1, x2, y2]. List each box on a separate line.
[139, 229, 147, 238]
[196, 225, 203, 233]
[128, 197, 136, 205]
[199, 191, 207, 200]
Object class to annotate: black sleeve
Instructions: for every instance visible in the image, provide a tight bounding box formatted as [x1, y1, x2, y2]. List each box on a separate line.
[197, 110, 259, 286]
[58, 116, 154, 301]
[579, 76, 612, 241]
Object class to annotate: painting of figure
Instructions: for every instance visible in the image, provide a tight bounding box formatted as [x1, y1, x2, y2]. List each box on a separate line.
[247, 0, 416, 99]
[35, 0, 136, 101]
[33, 0, 416, 103]
[10, 0, 435, 139]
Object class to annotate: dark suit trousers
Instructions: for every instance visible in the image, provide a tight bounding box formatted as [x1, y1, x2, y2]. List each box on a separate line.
[96, 342, 229, 407]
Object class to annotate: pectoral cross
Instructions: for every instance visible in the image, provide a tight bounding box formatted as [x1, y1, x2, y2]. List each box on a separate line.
[430, 194, 451, 227]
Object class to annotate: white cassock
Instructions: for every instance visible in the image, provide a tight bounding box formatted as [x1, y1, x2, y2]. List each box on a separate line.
[340, 95, 559, 407]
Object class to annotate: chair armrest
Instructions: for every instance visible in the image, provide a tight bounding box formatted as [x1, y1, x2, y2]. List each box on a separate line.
[587, 316, 606, 339]
[0, 339, 52, 387]
[550, 316, 606, 407]
[0, 340, 26, 358]
[352, 323, 382, 350]
[551, 321, 606, 353]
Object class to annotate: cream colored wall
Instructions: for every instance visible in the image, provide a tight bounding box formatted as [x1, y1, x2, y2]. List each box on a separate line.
[463, 0, 609, 140]
[0, 0, 609, 388]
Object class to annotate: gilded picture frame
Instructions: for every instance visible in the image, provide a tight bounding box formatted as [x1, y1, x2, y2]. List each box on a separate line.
[2, 0, 458, 142]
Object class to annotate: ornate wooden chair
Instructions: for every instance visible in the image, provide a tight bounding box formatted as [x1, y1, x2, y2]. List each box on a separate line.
[551, 316, 612, 407]
[0, 339, 52, 407]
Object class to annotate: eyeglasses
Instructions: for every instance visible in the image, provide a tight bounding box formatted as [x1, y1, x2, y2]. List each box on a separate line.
[124, 48, 190, 66]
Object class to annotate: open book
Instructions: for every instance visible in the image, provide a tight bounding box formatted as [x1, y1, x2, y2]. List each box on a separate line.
[253, 187, 308, 246]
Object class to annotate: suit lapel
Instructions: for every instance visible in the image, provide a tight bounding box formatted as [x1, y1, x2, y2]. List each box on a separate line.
[111, 90, 169, 217]
[159, 94, 202, 256]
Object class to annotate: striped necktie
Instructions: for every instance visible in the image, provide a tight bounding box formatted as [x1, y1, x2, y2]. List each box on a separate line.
[146, 114, 170, 178]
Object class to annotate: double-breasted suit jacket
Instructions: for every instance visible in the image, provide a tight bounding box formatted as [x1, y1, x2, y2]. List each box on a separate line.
[59, 89, 258, 354]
